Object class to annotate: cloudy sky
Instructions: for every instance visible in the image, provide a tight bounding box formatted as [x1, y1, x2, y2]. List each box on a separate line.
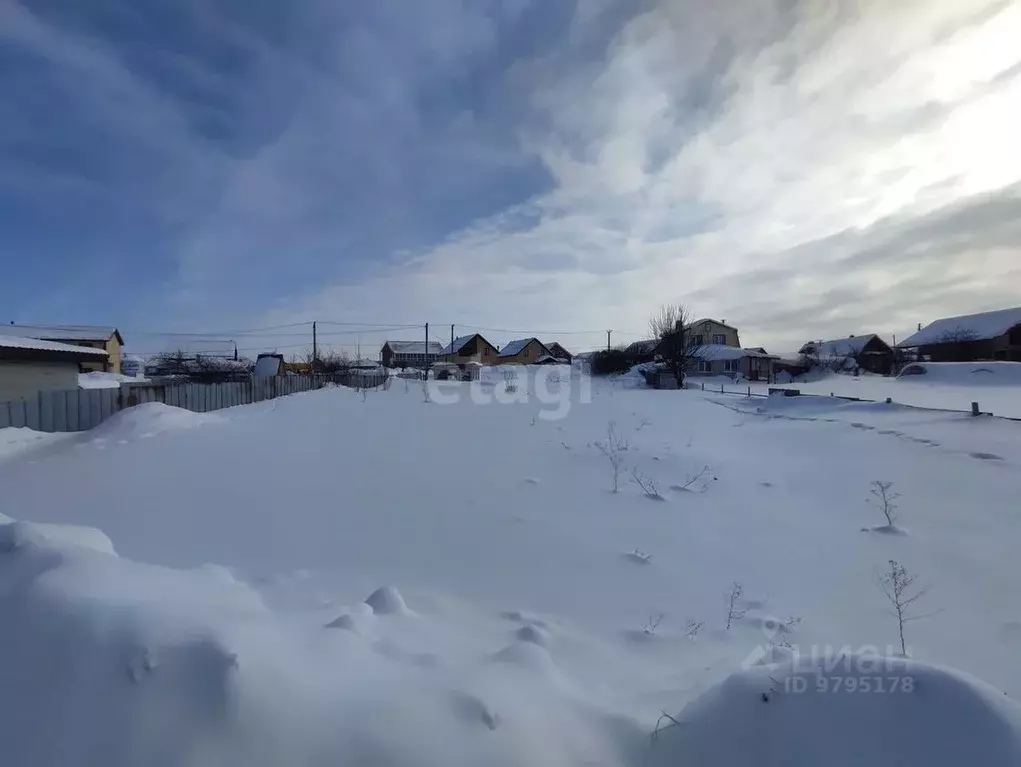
[2, 0, 1019, 355]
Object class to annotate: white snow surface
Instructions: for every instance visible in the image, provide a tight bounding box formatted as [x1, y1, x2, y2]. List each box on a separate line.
[899, 306, 1021, 347]
[79, 371, 146, 388]
[898, 360, 1021, 385]
[2, 375, 1021, 766]
[757, 365, 1021, 417]
[0, 333, 108, 356]
[649, 651, 1021, 766]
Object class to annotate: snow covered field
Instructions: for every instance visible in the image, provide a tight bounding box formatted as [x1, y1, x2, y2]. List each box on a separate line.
[745, 362, 1021, 418]
[2, 367, 1021, 766]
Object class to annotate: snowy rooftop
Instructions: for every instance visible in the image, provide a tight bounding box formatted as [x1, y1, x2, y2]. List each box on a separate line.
[0, 334, 109, 357]
[698, 344, 775, 361]
[898, 307, 1021, 348]
[4, 324, 120, 342]
[499, 338, 542, 357]
[799, 334, 882, 358]
[439, 335, 477, 355]
[385, 340, 445, 355]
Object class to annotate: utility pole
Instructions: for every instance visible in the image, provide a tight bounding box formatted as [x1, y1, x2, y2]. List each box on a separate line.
[607, 330, 612, 351]
[425, 322, 429, 368]
[312, 321, 318, 362]
[451, 324, 455, 351]
[233, 341, 238, 361]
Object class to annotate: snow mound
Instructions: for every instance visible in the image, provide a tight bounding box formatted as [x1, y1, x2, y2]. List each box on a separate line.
[89, 402, 224, 441]
[897, 361, 1021, 386]
[365, 585, 409, 615]
[0, 521, 642, 767]
[0, 519, 116, 555]
[0, 427, 72, 462]
[648, 652, 1021, 767]
[79, 371, 144, 389]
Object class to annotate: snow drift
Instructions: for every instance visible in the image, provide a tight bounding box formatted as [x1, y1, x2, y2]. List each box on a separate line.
[649, 651, 1021, 767]
[0, 514, 642, 767]
[88, 402, 224, 442]
[897, 361, 1021, 386]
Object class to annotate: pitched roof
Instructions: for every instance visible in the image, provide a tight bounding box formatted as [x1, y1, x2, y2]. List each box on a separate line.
[692, 318, 739, 332]
[799, 334, 885, 357]
[439, 334, 495, 355]
[624, 339, 659, 355]
[897, 307, 1021, 348]
[5, 324, 123, 344]
[499, 338, 549, 357]
[546, 341, 572, 356]
[698, 344, 775, 361]
[0, 334, 110, 357]
[384, 340, 445, 355]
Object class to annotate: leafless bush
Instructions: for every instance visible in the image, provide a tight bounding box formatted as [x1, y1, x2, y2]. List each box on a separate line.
[422, 379, 430, 403]
[595, 420, 629, 492]
[505, 384, 518, 393]
[868, 480, 900, 527]
[684, 618, 705, 638]
[878, 560, 932, 656]
[725, 582, 747, 630]
[631, 468, 664, 500]
[672, 465, 714, 493]
[642, 613, 664, 635]
[769, 616, 802, 649]
[635, 418, 652, 432]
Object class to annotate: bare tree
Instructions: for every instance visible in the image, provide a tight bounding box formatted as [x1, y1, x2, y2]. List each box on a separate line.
[868, 480, 900, 528]
[595, 420, 629, 492]
[725, 582, 747, 630]
[878, 560, 931, 656]
[938, 327, 979, 362]
[649, 304, 705, 387]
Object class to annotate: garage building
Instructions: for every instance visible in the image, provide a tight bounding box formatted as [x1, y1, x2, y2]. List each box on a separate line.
[0, 334, 109, 402]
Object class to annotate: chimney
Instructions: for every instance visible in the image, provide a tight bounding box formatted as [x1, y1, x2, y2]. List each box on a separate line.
[917, 323, 922, 331]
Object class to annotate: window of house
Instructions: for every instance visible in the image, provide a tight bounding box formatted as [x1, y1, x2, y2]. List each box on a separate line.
[723, 360, 738, 373]
[483, 347, 489, 356]
[694, 334, 704, 345]
[713, 334, 727, 345]
[698, 360, 712, 372]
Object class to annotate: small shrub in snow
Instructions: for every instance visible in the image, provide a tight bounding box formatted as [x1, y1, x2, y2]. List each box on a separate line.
[595, 420, 629, 493]
[868, 480, 900, 527]
[684, 618, 705, 638]
[505, 384, 518, 394]
[631, 468, 664, 500]
[642, 613, 664, 635]
[725, 582, 747, 630]
[878, 560, 931, 656]
[671, 465, 714, 493]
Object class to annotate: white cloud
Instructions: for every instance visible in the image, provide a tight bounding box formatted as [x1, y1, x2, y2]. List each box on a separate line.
[277, 0, 1021, 351]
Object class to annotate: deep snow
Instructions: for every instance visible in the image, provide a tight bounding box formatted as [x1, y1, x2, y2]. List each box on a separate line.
[2, 366, 1020, 766]
[727, 362, 1021, 418]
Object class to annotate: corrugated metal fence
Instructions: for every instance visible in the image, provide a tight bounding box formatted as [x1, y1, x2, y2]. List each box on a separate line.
[0, 372, 386, 433]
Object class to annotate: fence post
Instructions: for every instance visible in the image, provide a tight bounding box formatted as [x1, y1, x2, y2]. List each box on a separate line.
[971, 401, 980, 417]
[720, 384, 724, 393]
[747, 386, 751, 397]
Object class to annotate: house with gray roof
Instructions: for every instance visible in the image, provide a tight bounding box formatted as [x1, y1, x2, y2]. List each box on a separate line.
[380, 340, 445, 369]
[897, 307, 1021, 362]
[4, 324, 124, 373]
[497, 338, 551, 365]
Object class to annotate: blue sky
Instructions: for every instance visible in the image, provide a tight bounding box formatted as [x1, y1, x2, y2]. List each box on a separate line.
[2, 0, 1020, 355]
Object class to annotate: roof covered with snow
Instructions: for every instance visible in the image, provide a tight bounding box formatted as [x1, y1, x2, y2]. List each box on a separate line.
[0, 334, 109, 357]
[698, 344, 775, 361]
[253, 354, 284, 376]
[384, 340, 445, 355]
[439, 334, 488, 355]
[898, 306, 1021, 348]
[499, 338, 548, 357]
[4, 324, 122, 343]
[799, 334, 884, 358]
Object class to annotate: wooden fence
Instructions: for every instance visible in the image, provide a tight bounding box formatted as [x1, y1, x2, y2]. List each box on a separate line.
[0, 372, 386, 433]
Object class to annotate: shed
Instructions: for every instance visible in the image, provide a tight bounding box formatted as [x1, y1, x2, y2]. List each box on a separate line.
[0, 334, 109, 401]
[253, 353, 285, 377]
